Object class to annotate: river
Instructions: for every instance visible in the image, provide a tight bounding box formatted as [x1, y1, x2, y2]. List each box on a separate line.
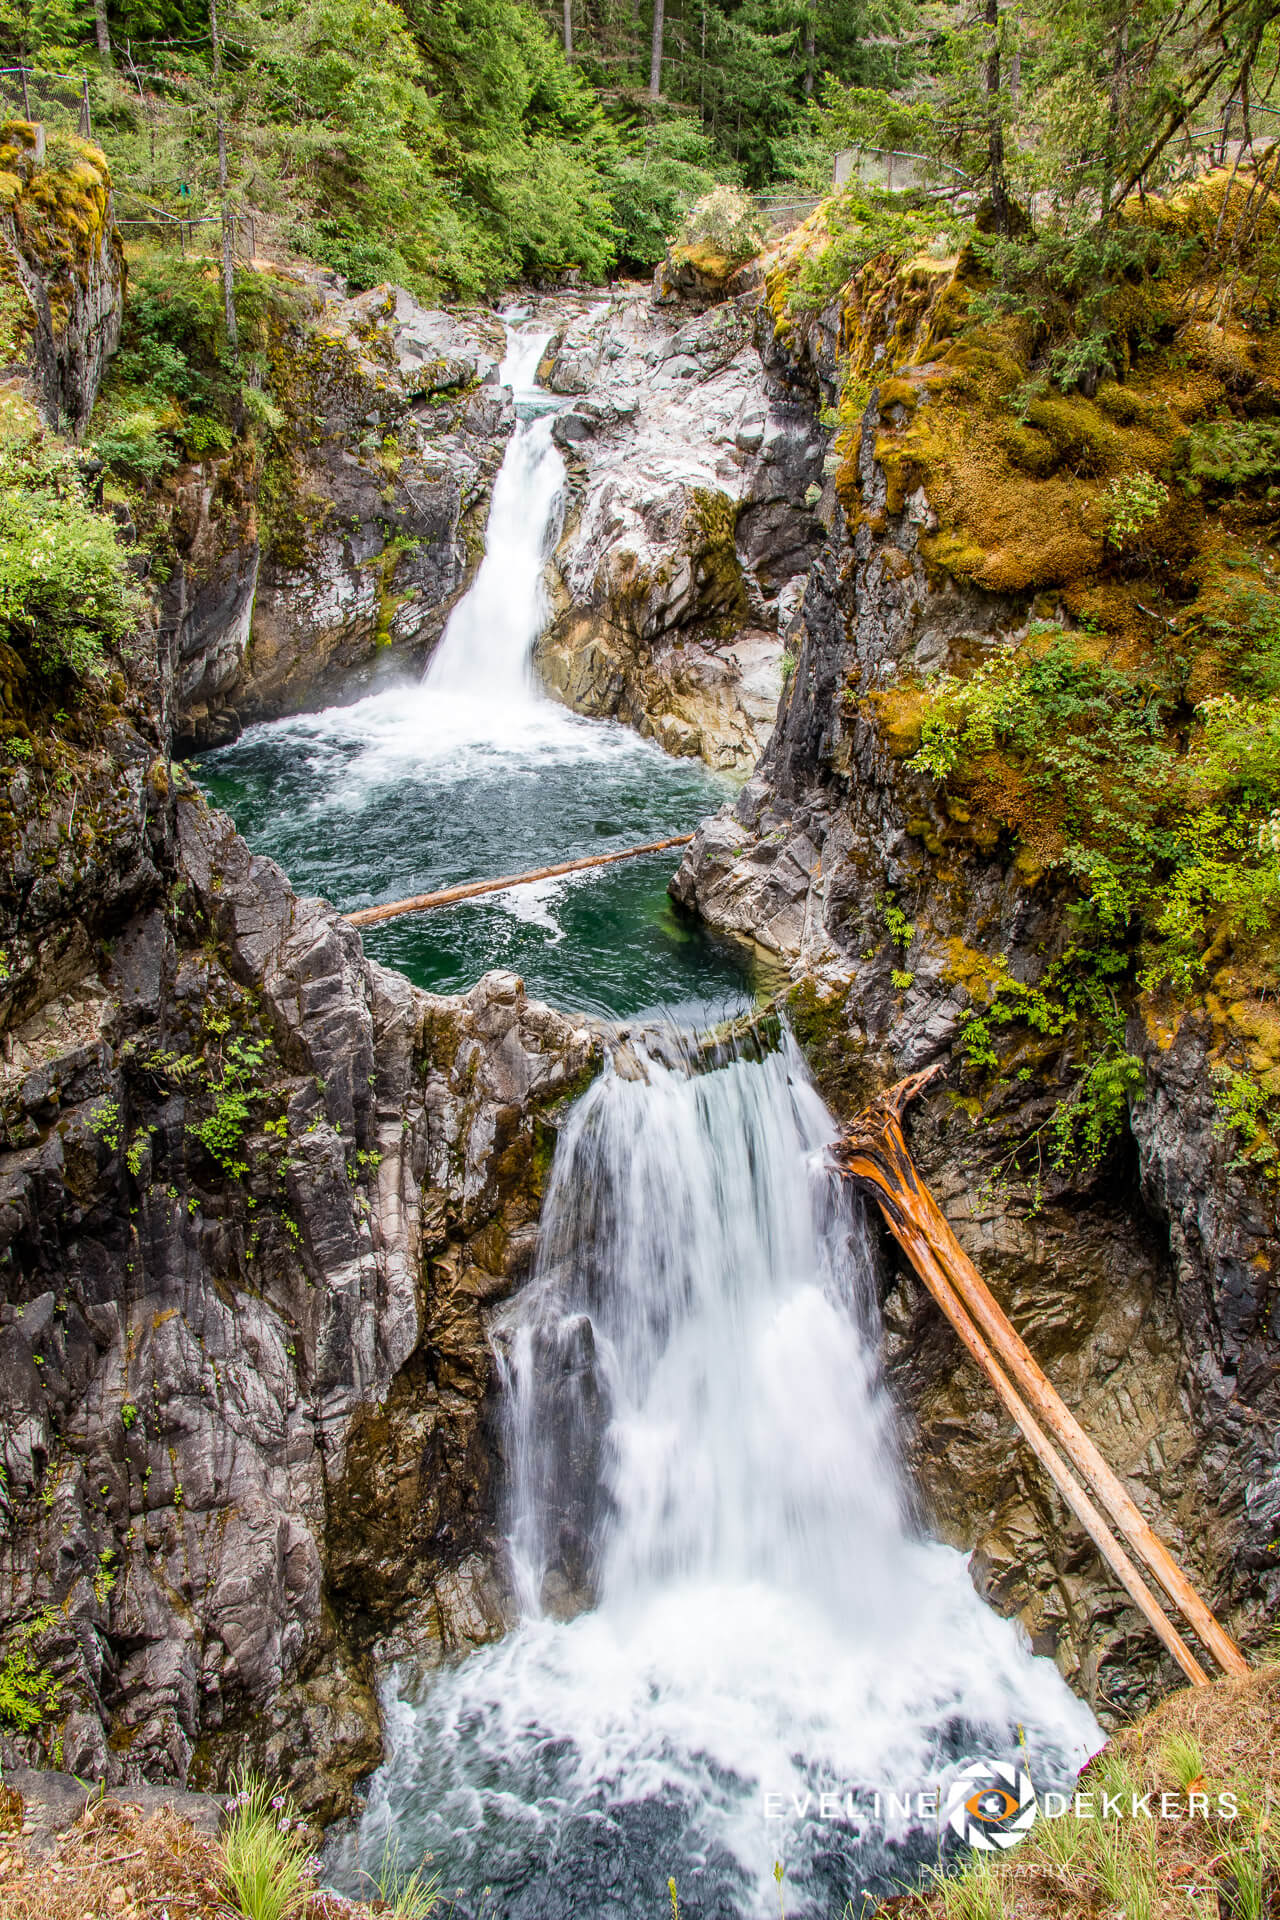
[197, 314, 1101, 1919]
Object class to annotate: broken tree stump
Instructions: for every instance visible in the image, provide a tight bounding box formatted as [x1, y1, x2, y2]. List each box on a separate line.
[833, 1065, 1247, 1685]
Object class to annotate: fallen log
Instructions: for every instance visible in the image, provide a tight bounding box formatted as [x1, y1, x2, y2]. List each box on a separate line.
[894, 1223, 1209, 1685]
[344, 835, 696, 929]
[834, 1065, 1247, 1684]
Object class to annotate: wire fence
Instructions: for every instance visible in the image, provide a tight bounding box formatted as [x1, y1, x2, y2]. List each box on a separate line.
[828, 94, 1280, 209]
[753, 192, 823, 234]
[4, 59, 1277, 266]
[0, 64, 93, 136]
[1, 62, 283, 270]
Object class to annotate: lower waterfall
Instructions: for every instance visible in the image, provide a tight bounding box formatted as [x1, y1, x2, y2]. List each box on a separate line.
[333, 1039, 1099, 1918]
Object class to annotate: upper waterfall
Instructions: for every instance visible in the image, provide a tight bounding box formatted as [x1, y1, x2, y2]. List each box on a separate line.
[422, 320, 566, 705]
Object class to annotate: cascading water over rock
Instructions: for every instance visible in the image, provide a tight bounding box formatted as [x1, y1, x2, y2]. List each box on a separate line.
[198, 318, 749, 1021]
[423, 320, 566, 705]
[333, 1038, 1099, 1918]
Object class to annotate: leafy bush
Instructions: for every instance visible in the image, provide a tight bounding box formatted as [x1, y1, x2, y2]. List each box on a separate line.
[1212, 1063, 1279, 1179]
[187, 1034, 267, 1178]
[968, 224, 1176, 397]
[94, 253, 294, 482]
[1195, 580, 1280, 698]
[908, 636, 1280, 990]
[1100, 471, 1169, 549]
[607, 113, 725, 270]
[789, 187, 957, 315]
[0, 429, 143, 684]
[0, 1610, 62, 1733]
[1147, 693, 1280, 988]
[680, 185, 765, 262]
[1181, 419, 1280, 499]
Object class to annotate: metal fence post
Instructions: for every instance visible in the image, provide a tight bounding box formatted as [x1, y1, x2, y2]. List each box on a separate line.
[80, 72, 92, 139]
[19, 63, 30, 119]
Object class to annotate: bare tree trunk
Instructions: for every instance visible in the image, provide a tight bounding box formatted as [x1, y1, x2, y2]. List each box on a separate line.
[217, 109, 227, 189]
[210, 0, 221, 79]
[834, 1067, 1250, 1684]
[649, 0, 665, 99]
[221, 206, 239, 363]
[563, 0, 573, 57]
[802, 0, 816, 98]
[346, 837, 695, 928]
[93, 0, 112, 65]
[1100, 8, 1130, 225]
[984, 0, 1010, 234]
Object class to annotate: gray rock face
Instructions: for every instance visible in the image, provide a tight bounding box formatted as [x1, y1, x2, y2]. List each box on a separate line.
[533, 287, 827, 773]
[7, 1766, 225, 1855]
[170, 287, 513, 749]
[672, 300, 1279, 1716]
[0, 718, 601, 1814]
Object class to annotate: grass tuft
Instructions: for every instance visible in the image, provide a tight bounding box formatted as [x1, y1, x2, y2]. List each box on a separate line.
[221, 1770, 314, 1920]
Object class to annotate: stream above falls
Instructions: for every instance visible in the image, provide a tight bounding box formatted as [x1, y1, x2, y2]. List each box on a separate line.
[196, 316, 755, 1026]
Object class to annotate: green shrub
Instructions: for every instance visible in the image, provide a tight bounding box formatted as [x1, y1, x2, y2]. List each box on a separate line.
[0, 430, 142, 684]
[1196, 581, 1280, 699]
[790, 187, 957, 315]
[187, 1036, 267, 1179]
[0, 1610, 62, 1734]
[680, 185, 765, 262]
[1182, 419, 1280, 499]
[607, 113, 724, 270]
[1100, 470, 1169, 549]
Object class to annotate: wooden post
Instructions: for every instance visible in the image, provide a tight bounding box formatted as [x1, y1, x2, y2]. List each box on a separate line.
[221, 204, 239, 361]
[834, 1066, 1249, 1682]
[345, 836, 695, 929]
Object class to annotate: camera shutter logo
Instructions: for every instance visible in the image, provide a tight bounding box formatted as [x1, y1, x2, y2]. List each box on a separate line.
[944, 1760, 1037, 1851]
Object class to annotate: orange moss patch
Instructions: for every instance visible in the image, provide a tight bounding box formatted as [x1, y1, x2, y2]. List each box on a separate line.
[0, 122, 121, 335]
[862, 683, 928, 757]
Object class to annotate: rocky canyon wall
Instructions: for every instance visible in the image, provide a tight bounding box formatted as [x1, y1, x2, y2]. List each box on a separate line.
[673, 220, 1280, 1718]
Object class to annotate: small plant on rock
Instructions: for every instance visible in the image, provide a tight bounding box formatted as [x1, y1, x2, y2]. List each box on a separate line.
[221, 1771, 317, 1920]
[1100, 470, 1169, 549]
[680, 186, 765, 264]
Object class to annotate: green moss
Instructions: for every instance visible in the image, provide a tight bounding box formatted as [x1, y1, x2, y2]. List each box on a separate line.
[688, 488, 748, 630]
[785, 978, 870, 1119]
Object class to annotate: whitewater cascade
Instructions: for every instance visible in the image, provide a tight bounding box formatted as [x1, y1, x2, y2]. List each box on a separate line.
[340, 1039, 1099, 1919]
[422, 320, 566, 703]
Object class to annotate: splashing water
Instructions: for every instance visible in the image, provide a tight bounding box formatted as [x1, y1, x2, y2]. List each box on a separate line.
[330, 1039, 1100, 1918]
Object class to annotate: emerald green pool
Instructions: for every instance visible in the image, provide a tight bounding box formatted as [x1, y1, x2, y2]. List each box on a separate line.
[194, 686, 755, 1024]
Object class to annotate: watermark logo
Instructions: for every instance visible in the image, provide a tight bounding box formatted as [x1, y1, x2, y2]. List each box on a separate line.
[943, 1760, 1038, 1852]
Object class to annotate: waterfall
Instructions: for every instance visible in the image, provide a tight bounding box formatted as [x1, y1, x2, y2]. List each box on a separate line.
[338, 1039, 1100, 1919]
[422, 320, 566, 704]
